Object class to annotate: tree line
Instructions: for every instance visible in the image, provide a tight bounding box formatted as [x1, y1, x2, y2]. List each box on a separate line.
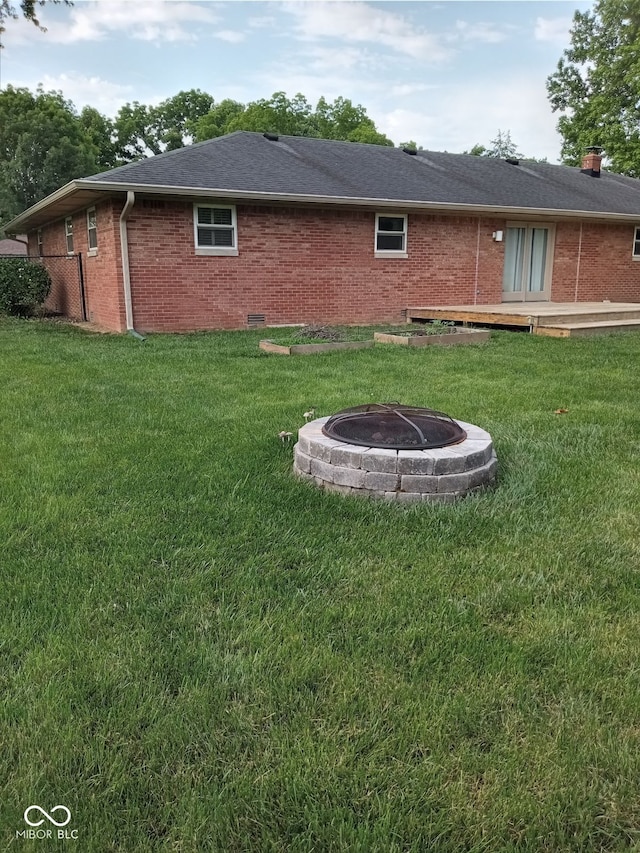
[547, 0, 640, 177]
[0, 87, 400, 226]
[4, 0, 640, 228]
[0, 84, 526, 228]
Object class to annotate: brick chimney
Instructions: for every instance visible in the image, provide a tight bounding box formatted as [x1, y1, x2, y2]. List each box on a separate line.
[581, 146, 603, 177]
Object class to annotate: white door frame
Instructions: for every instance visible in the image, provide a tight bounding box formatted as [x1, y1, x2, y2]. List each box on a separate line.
[502, 222, 555, 303]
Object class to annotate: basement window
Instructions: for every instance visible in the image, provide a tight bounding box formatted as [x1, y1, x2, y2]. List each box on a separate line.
[65, 217, 74, 254]
[194, 204, 238, 256]
[633, 226, 640, 258]
[375, 214, 408, 258]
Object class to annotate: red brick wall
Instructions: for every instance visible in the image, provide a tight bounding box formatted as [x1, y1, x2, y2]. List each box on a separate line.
[31, 201, 125, 330]
[552, 222, 640, 302]
[27, 224, 84, 320]
[31, 199, 640, 332]
[125, 202, 511, 332]
[82, 203, 125, 331]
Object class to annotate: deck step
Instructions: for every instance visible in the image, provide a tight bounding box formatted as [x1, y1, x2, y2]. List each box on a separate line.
[536, 309, 640, 326]
[406, 303, 640, 336]
[534, 319, 640, 338]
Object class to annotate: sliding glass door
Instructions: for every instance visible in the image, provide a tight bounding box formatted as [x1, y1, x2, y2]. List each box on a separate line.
[502, 224, 554, 302]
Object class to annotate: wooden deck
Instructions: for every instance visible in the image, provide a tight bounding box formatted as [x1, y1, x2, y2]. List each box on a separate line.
[406, 302, 640, 337]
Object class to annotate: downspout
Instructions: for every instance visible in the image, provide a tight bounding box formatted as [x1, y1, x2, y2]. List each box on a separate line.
[119, 191, 145, 340]
[473, 218, 481, 305]
[574, 222, 583, 303]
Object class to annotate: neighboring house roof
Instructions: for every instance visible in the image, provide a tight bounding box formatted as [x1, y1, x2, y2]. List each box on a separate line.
[7, 131, 640, 232]
[0, 236, 28, 255]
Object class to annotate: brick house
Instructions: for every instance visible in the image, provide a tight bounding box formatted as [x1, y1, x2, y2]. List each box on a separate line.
[5, 133, 640, 333]
[0, 236, 27, 255]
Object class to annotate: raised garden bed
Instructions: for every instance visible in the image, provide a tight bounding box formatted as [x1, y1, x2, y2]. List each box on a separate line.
[260, 323, 375, 355]
[374, 326, 490, 347]
[260, 339, 374, 355]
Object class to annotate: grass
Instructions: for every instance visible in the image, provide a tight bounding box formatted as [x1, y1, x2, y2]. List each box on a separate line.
[1, 316, 640, 851]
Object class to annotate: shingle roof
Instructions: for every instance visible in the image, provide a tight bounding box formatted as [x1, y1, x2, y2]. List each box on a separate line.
[85, 131, 640, 217]
[8, 131, 640, 233]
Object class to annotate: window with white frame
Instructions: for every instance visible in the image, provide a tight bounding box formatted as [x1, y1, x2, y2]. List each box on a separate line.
[633, 226, 640, 258]
[375, 213, 407, 256]
[37, 229, 43, 256]
[87, 207, 98, 252]
[194, 204, 237, 255]
[65, 217, 74, 254]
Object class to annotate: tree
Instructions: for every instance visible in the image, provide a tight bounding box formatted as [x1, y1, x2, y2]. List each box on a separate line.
[0, 0, 72, 40]
[225, 92, 316, 137]
[193, 92, 393, 146]
[113, 101, 160, 160]
[114, 89, 215, 160]
[465, 130, 523, 159]
[0, 86, 98, 223]
[79, 106, 117, 171]
[152, 89, 214, 151]
[547, 0, 640, 176]
[191, 99, 245, 142]
[466, 143, 489, 156]
[312, 96, 393, 145]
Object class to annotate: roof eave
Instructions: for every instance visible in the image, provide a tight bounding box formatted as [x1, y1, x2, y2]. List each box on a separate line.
[6, 179, 640, 231]
[3, 180, 108, 233]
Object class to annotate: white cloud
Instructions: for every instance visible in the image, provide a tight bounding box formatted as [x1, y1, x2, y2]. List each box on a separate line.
[379, 108, 445, 147]
[390, 84, 436, 98]
[376, 75, 562, 161]
[248, 16, 277, 29]
[453, 20, 511, 44]
[0, 12, 45, 45]
[215, 30, 245, 44]
[534, 16, 574, 46]
[306, 45, 378, 74]
[11, 1, 222, 44]
[11, 72, 134, 116]
[282, 1, 452, 62]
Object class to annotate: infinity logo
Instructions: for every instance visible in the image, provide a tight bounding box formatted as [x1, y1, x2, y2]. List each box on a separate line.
[24, 805, 71, 828]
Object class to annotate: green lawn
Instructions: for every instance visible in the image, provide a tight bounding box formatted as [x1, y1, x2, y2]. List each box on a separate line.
[1, 317, 640, 852]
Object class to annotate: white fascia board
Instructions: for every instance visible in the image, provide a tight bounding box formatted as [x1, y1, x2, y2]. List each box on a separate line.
[82, 181, 640, 223]
[7, 178, 640, 231]
[3, 181, 82, 232]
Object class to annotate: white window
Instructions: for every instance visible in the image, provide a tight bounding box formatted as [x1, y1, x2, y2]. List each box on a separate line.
[65, 217, 74, 254]
[375, 213, 407, 257]
[194, 204, 238, 255]
[633, 226, 640, 258]
[37, 229, 43, 256]
[87, 207, 98, 253]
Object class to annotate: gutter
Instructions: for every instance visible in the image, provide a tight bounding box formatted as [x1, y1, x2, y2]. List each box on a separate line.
[119, 191, 144, 340]
[4, 179, 91, 232]
[72, 182, 640, 223]
[7, 178, 640, 232]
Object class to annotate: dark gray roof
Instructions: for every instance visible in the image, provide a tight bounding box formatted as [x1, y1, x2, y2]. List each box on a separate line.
[8, 131, 640, 233]
[85, 131, 640, 217]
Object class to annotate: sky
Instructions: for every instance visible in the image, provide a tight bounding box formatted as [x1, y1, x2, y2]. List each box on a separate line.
[0, 0, 591, 162]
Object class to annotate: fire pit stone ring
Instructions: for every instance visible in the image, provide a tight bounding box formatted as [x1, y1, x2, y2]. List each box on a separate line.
[293, 413, 497, 503]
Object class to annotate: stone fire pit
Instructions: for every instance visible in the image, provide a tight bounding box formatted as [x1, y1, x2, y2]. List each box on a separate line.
[293, 414, 497, 504]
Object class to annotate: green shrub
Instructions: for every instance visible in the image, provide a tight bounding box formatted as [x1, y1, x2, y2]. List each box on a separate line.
[0, 258, 51, 316]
